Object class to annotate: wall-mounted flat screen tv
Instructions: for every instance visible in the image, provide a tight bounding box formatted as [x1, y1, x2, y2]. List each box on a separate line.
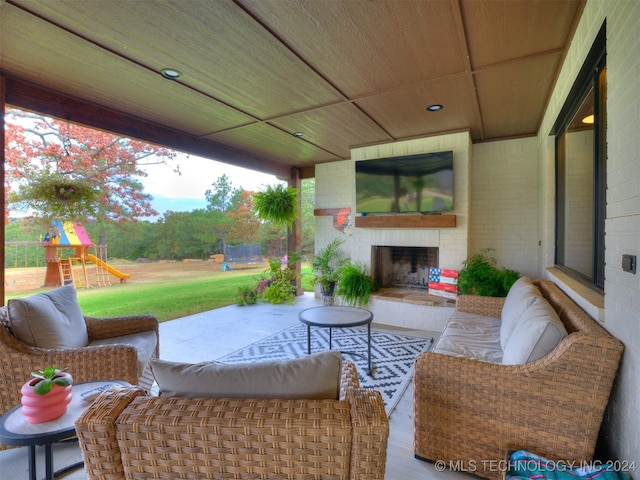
[355, 151, 453, 214]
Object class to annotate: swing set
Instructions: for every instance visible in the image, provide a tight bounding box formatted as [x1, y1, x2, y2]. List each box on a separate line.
[4, 241, 43, 288]
[4, 221, 131, 290]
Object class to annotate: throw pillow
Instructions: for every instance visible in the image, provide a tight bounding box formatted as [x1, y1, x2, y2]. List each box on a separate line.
[151, 350, 342, 400]
[502, 296, 567, 365]
[7, 286, 89, 349]
[500, 276, 542, 350]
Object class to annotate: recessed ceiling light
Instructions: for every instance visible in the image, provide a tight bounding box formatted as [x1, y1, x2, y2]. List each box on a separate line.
[160, 68, 183, 80]
[426, 104, 443, 112]
[582, 114, 595, 124]
[292, 132, 304, 138]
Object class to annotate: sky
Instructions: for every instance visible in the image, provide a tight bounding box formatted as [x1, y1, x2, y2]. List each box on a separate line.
[7, 153, 281, 220]
[140, 155, 281, 219]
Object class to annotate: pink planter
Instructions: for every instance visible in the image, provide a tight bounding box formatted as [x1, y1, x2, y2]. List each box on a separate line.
[20, 373, 73, 424]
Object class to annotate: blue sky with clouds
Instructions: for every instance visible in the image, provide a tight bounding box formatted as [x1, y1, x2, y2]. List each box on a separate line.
[141, 155, 280, 219]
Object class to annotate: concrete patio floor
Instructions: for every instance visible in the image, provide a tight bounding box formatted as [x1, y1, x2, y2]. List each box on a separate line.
[0, 293, 470, 480]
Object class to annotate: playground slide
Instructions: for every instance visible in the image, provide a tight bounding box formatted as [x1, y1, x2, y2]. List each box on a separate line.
[86, 254, 131, 282]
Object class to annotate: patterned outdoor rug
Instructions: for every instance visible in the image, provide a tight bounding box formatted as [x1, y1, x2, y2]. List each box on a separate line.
[216, 323, 433, 416]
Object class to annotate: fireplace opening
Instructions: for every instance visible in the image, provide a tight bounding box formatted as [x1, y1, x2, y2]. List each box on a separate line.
[371, 246, 438, 290]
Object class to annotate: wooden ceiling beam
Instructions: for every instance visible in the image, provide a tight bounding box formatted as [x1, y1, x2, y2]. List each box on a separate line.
[3, 76, 294, 180]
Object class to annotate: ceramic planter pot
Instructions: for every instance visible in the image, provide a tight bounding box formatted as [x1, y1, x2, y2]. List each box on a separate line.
[20, 373, 73, 424]
[321, 281, 337, 306]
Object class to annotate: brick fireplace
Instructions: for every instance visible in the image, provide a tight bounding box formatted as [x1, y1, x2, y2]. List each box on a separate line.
[313, 131, 470, 329]
[371, 246, 439, 290]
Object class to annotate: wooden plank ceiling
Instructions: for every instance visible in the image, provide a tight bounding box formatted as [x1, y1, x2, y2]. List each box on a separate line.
[0, 0, 584, 178]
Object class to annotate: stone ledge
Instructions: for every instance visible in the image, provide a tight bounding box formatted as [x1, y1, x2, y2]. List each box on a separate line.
[369, 288, 455, 331]
[372, 288, 456, 307]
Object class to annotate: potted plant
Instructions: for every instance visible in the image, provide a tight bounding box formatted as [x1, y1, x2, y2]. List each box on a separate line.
[236, 285, 258, 306]
[457, 249, 520, 296]
[252, 184, 299, 228]
[20, 366, 73, 424]
[253, 183, 301, 295]
[256, 255, 301, 305]
[9, 171, 100, 221]
[336, 261, 379, 307]
[312, 238, 348, 304]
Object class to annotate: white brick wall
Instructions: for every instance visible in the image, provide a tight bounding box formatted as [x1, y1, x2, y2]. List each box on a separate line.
[469, 137, 539, 277]
[602, 0, 640, 464]
[536, 0, 640, 468]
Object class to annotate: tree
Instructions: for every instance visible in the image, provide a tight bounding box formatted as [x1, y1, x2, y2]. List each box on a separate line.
[153, 209, 219, 260]
[5, 109, 179, 224]
[205, 174, 242, 254]
[205, 174, 242, 214]
[227, 190, 261, 245]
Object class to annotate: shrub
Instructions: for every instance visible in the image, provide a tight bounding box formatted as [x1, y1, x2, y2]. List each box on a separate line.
[457, 249, 520, 297]
[336, 261, 378, 307]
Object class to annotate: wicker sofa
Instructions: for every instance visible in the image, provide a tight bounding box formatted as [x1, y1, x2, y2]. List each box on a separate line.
[0, 287, 159, 450]
[414, 279, 624, 479]
[75, 360, 389, 480]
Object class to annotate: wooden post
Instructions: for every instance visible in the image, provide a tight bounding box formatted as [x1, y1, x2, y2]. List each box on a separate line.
[288, 168, 303, 295]
[1, 76, 6, 305]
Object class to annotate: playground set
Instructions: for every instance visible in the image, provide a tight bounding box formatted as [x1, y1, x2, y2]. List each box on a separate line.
[6, 220, 130, 289]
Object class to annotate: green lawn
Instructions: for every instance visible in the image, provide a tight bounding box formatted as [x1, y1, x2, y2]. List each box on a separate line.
[5, 264, 315, 322]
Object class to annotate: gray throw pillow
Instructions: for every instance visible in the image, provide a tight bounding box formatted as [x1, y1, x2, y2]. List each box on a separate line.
[7, 286, 88, 348]
[151, 350, 342, 400]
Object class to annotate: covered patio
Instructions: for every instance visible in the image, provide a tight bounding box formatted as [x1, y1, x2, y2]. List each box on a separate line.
[1, 0, 639, 475]
[0, 294, 455, 479]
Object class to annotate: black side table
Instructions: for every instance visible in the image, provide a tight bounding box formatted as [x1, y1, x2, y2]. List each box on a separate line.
[0, 380, 129, 480]
[299, 305, 374, 374]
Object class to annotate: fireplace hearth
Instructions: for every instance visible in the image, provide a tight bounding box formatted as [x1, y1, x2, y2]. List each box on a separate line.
[372, 246, 438, 290]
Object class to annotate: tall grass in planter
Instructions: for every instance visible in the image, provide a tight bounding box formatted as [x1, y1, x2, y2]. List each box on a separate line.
[336, 261, 378, 307]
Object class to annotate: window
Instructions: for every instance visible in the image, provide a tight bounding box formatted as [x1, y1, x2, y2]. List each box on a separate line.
[553, 24, 606, 290]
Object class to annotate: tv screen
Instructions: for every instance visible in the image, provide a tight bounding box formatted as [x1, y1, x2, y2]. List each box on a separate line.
[355, 151, 454, 214]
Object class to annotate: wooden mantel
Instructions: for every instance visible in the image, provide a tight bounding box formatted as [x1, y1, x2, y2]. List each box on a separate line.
[355, 214, 456, 229]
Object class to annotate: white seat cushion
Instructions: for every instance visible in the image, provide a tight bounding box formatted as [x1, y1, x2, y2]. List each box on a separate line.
[89, 330, 157, 376]
[432, 311, 503, 363]
[7, 286, 88, 348]
[150, 350, 342, 400]
[502, 296, 567, 365]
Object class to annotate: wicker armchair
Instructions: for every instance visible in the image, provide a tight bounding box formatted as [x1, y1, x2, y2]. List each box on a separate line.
[0, 306, 159, 450]
[414, 280, 624, 479]
[75, 360, 389, 480]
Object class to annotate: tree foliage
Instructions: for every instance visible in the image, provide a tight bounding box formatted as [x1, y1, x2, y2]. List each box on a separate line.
[5, 109, 178, 224]
[227, 190, 261, 244]
[153, 209, 220, 260]
[205, 174, 242, 213]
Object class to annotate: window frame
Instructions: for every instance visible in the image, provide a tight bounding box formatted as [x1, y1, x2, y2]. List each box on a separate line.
[552, 23, 606, 290]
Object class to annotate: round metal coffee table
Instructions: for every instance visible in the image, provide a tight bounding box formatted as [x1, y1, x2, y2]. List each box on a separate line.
[0, 380, 129, 480]
[299, 306, 373, 374]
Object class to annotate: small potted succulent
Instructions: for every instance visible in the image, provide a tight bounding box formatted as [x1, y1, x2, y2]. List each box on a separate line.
[20, 366, 73, 424]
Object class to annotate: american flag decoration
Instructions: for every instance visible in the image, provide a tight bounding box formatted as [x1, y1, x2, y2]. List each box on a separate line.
[428, 268, 459, 299]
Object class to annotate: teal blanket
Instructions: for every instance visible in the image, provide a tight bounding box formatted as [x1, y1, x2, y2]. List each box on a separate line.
[506, 450, 630, 480]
